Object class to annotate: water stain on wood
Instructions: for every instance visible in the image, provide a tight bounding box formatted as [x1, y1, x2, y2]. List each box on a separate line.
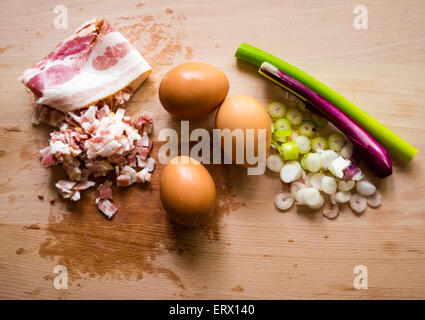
[115, 10, 187, 70]
[185, 46, 193, 60]
[38, 142, 243, 289]
[382, 241, 400, 256]
[8, 194, 16, 205]
[0, 45, 13, 55]
[231, 285, 244, 293]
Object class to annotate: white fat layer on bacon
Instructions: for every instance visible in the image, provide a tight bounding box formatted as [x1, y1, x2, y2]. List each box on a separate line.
[21, 20, 152, 112]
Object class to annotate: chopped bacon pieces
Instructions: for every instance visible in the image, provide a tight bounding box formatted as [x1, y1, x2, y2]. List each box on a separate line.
[96, 198, 118, 219]
[96, 180, 117, 218]
[116, 174, 131, 187]
[41, 153, 57, 168]
[98, 181, 113, 200]
[134, 111, 153, 134]
[54, 179, 95, 201]
[73, 180, 96, 191]
[39, 104, 154, 216]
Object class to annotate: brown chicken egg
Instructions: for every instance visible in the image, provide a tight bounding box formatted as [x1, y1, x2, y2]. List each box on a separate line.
[160, 156, 216, 226]
[215, 94, 271, 167]
[159, 62, 229, 120]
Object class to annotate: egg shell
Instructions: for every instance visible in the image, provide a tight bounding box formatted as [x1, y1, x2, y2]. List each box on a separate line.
[159, 62, 229, 120]
[160, 156, 216, 227]
[215, 95, 271, 167]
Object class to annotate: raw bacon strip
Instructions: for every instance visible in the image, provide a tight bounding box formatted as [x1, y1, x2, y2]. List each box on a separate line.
[21, 19, 152, 112]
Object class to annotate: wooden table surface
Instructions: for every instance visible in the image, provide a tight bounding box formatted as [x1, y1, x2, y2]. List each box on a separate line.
[1, 0, 424, 300]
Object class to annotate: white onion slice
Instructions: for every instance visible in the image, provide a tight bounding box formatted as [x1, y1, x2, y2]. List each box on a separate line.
[290, 181, 305, 196]
[320, 150, 338, 169]
[349, 193, 367, 214]
[295, 188, 308, 204]
[321, 176, 337, 195]
[334, 191, 351, 203]
[266, 154, 284, 173]
[328, 156, 351, 179]
[303, 188, 324, 210]
[323, 204, 339, 219]
[338, 179, 355, 191]
[366, 191, 382, 208]
[275, 192, 295, 211]
[280, 161, 301, 183]
[305, 153, 322, 172]
[310, 173, 325, 191]
[341, 143, 353, 159]
[356, 180, 376, 196]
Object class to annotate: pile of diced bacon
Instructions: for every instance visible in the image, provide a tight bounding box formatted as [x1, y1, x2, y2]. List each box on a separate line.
[38, 102, 154, 218]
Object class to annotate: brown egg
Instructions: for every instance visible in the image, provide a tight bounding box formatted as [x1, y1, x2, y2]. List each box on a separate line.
[160, 156, 216, 226]
[215, 94, 271, 167]
[159, 62, 229, 120]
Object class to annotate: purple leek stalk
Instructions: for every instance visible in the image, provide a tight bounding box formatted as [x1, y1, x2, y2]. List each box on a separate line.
[259, 62, 392, 179]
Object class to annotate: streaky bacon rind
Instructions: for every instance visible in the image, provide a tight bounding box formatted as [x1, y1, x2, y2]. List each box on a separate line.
[21, 19, 152, 112]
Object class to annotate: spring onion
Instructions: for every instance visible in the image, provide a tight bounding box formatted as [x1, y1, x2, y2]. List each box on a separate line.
[320, 149, 338, 169]
[258, 62, 393, 178]
[341, 143, 353, 159]
[280, 161, 302, 183]
[349, 193, 367, 213]
[280, 141, 299, 160]
[275, 193, 295, 211]
[334, 191, 351, 203]
[310, 173, 325, 191]
[328, 156, 351, 179]
[286, 108, 303, 126]
[311, 137, 328, 151]
[298, 121, 315, 137]
[311, 113, 328, 128]
[355, 180, 376, 196]
[268, 101, 286, 119]
[294, 135, 311, 154]
[366, 191, 382, 208]
[337, 179, 355, 192]
[297, 100, 307, 112]
[235, 43, 417, 163]
[304, 153, 322, 172]
[328, 132, 345, 152]
[273, 129, 291, 143]
[266, 154, 284, 172]
[274, 118, 292, 131]
[321, 176, 337, 195]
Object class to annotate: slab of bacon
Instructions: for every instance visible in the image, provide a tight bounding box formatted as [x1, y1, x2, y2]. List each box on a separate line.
[21, 19, 154, 219]
[21, 19, 152, 112]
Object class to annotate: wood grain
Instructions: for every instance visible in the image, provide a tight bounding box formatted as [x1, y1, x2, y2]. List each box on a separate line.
[0, 0, 424, 299]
